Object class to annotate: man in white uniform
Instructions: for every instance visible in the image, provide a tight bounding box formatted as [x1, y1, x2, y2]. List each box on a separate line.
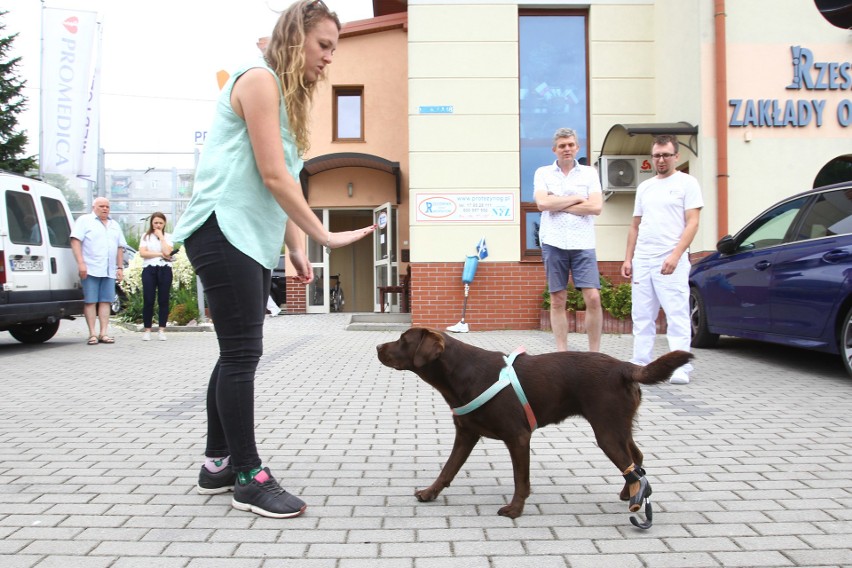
[534, 128, 603, 352]
[621, 135, 703, 384]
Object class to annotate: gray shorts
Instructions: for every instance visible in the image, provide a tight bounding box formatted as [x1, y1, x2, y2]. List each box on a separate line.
[541, 244, 600, 292]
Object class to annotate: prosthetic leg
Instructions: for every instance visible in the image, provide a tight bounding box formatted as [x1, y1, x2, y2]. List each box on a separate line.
[623, 463, 653, 529]
[447, 255, 479, 333]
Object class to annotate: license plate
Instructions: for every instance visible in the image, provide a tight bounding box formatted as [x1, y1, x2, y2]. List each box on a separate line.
[10, 259, 43, 271]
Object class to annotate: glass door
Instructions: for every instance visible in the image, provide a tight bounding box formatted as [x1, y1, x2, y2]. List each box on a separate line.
[373, 202, 397, 311]
[306, 209, 328, 313]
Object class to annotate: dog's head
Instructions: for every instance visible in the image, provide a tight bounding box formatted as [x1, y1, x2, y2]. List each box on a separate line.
[377, 327, 446, 371]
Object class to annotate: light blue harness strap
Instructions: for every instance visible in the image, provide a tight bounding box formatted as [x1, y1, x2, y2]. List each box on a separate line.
[452, 347, 538, 431]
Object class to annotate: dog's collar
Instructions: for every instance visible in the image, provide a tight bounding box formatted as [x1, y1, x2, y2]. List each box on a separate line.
[451, 347, 538, 431]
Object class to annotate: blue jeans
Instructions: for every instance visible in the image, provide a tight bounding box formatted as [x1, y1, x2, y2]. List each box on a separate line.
[141, 265, 173, 328]
[184, 214, 271, 473]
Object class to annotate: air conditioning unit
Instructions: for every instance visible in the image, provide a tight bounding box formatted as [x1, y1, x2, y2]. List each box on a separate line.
[599, 156, 655, 191]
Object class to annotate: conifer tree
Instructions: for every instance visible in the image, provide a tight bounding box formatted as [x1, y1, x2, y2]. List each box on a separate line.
[0, 10, 38, 174]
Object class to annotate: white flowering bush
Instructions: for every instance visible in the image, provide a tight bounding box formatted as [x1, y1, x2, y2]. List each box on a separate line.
[117, 249, 200, 325]
[119, 252, 144, 296]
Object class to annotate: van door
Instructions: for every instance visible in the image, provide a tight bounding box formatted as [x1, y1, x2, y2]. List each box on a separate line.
[2, 188, 51, 294]
[37, 193, 79, 296]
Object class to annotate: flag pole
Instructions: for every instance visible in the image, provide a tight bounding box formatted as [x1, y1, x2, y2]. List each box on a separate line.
[38, 0, 45, 179]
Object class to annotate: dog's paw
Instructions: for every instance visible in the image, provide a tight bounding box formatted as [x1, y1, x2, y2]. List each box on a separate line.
[414, 488, 438, 502]
[497, 504, 523, 518]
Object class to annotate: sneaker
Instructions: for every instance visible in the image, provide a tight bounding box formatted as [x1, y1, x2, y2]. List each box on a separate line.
[446, 321, 470, 333]
[232, 467, 306, 518]
[669, 369, 690, 384]
[142, 331, 151, 341]
[196, 464, 236, 495]
[158, 330, 167, 341]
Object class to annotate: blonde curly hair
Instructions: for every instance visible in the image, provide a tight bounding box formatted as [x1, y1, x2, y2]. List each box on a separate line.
[265, 0, 341, 155]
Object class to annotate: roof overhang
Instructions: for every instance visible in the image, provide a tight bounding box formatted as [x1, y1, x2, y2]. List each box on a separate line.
[300, 152, 402, 204]
[600, 122, 699, 158]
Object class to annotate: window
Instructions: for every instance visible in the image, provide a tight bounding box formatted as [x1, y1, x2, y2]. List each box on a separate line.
[41, 197, 72, 247]
[333, 86, 364, 141]
[796, 189, 852, 240]
[518, 12, 589, 259]
[5, 191, 41, 245]
[737, 196, 808, 252]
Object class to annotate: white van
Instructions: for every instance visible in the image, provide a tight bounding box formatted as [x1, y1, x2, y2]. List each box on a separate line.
[0, 171, 84, 343]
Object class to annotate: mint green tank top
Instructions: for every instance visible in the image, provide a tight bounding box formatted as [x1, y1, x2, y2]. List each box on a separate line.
[172, 58, 303, 269]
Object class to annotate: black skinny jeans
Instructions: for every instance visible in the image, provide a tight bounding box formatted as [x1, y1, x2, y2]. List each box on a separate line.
[184, 214, 271, 473]
[141, 265, 173, 329]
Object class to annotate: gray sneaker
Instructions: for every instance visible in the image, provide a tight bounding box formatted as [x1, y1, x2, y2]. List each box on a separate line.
[196, 464, 236, 495]
[232, 467, 306, 518]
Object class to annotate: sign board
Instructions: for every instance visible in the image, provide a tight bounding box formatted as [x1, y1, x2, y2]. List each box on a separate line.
[416, 193, 515, 222]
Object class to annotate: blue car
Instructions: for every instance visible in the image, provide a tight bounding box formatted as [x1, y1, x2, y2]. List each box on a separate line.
[689, 182, 852, 377]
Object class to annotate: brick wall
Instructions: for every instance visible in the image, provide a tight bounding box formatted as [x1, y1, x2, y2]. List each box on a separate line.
[285, 257, 704, 329]
[285, 281, 306, 313]
[410, 262, 542, 330]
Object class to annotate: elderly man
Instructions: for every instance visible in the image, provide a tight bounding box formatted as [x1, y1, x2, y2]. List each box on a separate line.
[71, 197, 127, 345]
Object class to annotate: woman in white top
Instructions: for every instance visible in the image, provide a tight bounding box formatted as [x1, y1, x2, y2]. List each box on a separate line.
[139, 212, 174, 341]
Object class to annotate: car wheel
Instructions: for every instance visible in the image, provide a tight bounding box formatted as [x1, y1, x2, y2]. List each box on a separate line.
[840, 306, 852, 378]
[8, 321, 61, 344]
[690, 287, 719, 348]
[110, 292, 122, 315]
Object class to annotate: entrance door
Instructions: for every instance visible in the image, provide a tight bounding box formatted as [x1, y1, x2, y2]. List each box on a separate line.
[305, 209, 328, 313]
[373, 202, 397, 311]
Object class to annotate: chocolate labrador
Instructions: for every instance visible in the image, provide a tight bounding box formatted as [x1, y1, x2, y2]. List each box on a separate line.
[377, 327, 693, 527]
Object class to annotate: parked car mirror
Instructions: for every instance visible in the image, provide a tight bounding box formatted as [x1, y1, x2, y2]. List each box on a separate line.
[716, 235, 736, 254]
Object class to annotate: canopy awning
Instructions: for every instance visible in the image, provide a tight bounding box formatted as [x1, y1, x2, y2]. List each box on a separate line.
[300, 152, 402, 203]
[600, 122, 699, 158]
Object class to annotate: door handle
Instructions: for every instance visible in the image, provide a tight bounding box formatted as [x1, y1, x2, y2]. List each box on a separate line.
[51, 257, 57, 274]
[754, 260, 771, 271]
[823, 249, 850, 263]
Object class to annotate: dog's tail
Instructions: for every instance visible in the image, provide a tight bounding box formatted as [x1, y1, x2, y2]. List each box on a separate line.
[632, 350, 694, 385]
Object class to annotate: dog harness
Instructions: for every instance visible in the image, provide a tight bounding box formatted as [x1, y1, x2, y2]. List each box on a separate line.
[451, 347, 538, 431]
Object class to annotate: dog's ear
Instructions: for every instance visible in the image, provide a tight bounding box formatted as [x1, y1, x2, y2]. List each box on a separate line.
[412, 328, 445, 368]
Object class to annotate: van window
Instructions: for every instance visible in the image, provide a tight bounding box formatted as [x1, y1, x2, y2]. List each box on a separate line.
[5, 191, 42, 245]
[41, 196, 72, 247]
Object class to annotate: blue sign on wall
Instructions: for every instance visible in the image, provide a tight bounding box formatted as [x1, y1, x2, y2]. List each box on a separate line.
[418, 105, 454, 114]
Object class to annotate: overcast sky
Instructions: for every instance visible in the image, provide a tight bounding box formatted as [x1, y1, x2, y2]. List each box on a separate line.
[5, 0, 375, 171]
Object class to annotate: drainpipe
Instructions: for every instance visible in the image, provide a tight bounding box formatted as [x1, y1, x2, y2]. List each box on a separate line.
[714, 0, 729, 238]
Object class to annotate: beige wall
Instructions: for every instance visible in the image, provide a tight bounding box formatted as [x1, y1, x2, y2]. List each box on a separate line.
[408, 0, 850, 263]
[409, 1, 668, 262]
[408, 3, 520, 262]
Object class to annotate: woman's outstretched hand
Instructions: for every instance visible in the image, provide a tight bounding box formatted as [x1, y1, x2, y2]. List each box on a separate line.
[328, 224, 377, 249]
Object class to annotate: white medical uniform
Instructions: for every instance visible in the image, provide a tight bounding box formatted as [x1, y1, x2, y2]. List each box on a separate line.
[630, 171, 703, 373]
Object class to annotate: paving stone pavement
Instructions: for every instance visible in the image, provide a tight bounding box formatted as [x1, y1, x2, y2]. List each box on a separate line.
[1, 313, 851, 568]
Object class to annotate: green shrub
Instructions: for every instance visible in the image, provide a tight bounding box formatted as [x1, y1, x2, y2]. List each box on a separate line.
[600, 279, 632, 320]
[542, 283, 587, 312]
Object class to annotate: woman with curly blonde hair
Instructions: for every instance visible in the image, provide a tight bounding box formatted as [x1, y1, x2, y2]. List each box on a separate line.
[173, 0, 375, 519]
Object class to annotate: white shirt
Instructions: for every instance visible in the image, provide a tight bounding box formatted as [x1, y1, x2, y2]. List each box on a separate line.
[633, 171, 704, 258]
[534, 160, 602, 250]
[70, 213, 127, 278]
[140, 232, 173, 267]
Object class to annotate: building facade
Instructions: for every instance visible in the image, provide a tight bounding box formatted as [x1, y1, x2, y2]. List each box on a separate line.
[290, 0, 850, 330]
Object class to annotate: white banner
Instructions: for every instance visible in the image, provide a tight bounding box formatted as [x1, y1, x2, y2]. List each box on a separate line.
[78, 22, 102, 181]
[40, 8, 99, 177]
